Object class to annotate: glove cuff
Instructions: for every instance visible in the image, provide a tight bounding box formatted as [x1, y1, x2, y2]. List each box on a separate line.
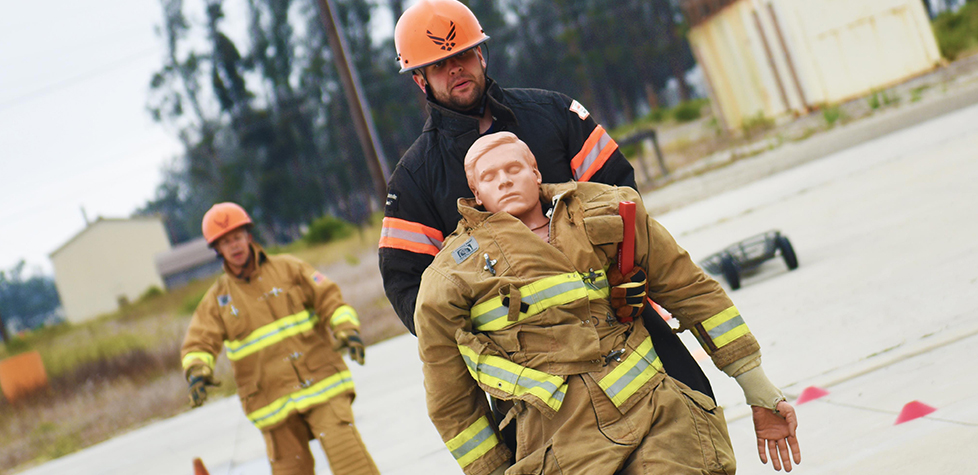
[734, 365, 785, 410]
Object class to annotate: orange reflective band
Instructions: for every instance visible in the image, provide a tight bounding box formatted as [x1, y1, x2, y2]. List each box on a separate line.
[379, 217, 444, 256]
[570, 126, 618, 182]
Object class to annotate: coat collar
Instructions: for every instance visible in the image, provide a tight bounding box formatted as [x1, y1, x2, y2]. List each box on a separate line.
[456, 182, 579, 229]
[424, 78, 519, 159]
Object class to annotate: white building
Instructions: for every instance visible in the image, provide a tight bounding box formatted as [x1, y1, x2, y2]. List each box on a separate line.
[49, 217, 171, 323]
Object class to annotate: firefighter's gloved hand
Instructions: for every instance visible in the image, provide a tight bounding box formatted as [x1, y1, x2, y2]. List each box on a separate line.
[608, 266, 647, 322]
[333, 329, 365, 365]
[187, 365, 220, 408]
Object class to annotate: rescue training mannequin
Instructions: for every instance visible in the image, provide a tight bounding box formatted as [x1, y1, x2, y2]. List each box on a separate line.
[415, 132, 802, 475]
[180, 202, 379, 475]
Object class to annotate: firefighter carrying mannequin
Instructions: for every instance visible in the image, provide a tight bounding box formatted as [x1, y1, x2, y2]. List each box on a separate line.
[415, 133, 802, 475]
[382, 0, 716, 407]
[181, 202, 379, 475]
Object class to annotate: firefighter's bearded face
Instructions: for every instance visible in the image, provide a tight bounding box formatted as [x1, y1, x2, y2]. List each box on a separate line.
[468, 142, 542, 221]
[215, 227, 253, 270]
[413, 47, 487, 110]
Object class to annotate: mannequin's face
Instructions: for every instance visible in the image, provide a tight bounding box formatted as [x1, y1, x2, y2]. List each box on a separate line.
[471, 145, 542, 219]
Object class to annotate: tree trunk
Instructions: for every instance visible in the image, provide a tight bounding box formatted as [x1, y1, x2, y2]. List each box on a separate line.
[0, 309, 10, 344]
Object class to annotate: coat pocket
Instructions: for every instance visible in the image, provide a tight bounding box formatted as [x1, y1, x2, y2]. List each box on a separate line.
[583, 215, 623, 246]
[510, 441, 562, 475]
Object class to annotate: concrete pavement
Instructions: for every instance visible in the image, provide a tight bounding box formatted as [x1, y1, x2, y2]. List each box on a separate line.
[18, 101, 978, 474]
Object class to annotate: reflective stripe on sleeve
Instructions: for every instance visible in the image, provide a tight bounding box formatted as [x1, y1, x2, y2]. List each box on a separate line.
[445, 415, 500, 469]
[691, 306, 750, 353]
[329, 304, 359, 328]
[458, 345, 567, 412]
[246, 370, 355, 429]
[470, 270, 609, 332]
[182, 351, 215, 370]
[570, 125, 619, 182]
[598, 336, 662, 407]
[379, 217, 444, 256]
[224, 310, 317, 361]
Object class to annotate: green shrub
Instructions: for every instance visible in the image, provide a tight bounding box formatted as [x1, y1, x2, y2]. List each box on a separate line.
[646, 108, 667, 123]
[822, 106, 843, 127]
[672, 100, 703, 122]
[138, 286, 164, 303]
[933, 3, 978, 60]
[304, 215, 354, 245]
[740, 112, 774, 137]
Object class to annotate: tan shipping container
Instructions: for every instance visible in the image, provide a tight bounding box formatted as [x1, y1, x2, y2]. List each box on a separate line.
[683, 0, 941, 130]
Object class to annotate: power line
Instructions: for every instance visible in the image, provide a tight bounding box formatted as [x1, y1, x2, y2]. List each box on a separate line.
[0, 44, 163, 113]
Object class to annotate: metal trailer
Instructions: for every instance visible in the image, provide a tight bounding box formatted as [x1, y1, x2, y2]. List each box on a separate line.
[699, 230, 798, 290]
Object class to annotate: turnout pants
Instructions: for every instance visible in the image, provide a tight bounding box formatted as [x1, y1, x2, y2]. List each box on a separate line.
[261, 394, 379, 475]
[511, 374, 736, 475]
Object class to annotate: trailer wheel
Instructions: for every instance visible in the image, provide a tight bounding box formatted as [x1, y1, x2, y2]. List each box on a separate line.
[777, 235, 799, 270]
[720, 254, 741, 290]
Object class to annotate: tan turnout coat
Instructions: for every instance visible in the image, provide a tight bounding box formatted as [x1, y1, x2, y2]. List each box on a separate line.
[181, 244, 360, 431]
[415, 182, 760, 475]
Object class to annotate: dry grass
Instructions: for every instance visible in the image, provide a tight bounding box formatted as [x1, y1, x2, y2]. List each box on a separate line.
[1, 224, 404, 472]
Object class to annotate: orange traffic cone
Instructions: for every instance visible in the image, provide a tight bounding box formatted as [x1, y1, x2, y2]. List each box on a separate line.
[193, 458, 210, 475]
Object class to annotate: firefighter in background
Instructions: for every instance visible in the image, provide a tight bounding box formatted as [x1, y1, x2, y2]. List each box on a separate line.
[381, 0, 714, 404]
[415, 133, 801, 474]
[181, 202, 379, 475]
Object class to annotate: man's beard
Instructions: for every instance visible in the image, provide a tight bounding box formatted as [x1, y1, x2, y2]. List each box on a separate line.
[433, 76, 486, 113]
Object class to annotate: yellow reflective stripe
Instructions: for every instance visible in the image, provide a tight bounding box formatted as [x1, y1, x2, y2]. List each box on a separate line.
[225, 310, 317, 361]
[329, 304, 359, 328]
[598, 337, 662, 407]
[696, 306, 750, 351]
[182, 351, 215, 370]
[470, 270, 609, 332]
[247, 370, 355, 429]
[446, 415, 500, 468]
[458, 345, 567, 412]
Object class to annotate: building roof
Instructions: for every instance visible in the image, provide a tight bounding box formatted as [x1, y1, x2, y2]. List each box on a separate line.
[155, 237, 220, 277]
[49, 216, 166, 259]
[679, 0, 741, 27]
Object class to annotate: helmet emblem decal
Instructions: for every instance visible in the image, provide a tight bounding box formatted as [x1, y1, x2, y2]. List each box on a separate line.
[215, 214, 230, 229]
[426, 21, 457, 51]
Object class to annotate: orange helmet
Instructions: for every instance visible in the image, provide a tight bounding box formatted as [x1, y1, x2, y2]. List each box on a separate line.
[202, 202, 253, 245]
[394, 0, 490, 74]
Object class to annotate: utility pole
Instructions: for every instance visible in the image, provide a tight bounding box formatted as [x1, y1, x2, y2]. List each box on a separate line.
[315, 0, 391, 204]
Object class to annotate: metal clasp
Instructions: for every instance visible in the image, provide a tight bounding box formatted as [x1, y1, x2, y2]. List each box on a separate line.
[583, 268, 601, 290]
[483, 253, 498, 276]
[603, 348, 625, 366]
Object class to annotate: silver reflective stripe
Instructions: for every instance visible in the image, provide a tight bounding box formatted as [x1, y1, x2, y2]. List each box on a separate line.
[460, 354, 566, 403]
[707, 315, 745, 340]
[450, 424, 496, 460]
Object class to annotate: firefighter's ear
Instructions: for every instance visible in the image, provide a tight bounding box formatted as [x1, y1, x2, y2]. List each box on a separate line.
[412, 72, 427, 93]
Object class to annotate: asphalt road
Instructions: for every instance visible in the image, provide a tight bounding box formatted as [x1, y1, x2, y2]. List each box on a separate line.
[18, 101, 978, 475]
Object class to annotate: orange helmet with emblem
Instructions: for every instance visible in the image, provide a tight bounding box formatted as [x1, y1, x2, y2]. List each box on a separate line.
[202, 202, 253, 245]
[394, 0, 490, 74]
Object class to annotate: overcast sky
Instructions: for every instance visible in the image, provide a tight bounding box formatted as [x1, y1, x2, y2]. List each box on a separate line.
[0, 0, 184, 275]
[0, 0, 399, 276]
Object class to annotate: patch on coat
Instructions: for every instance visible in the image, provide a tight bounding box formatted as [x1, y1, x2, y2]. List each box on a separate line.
[312, 271, 327, 285]
[569, 99, 590, 120]
[452, 236, 480, 264]
[386, 192, 398, 212]
[217, 294, 231, 307]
